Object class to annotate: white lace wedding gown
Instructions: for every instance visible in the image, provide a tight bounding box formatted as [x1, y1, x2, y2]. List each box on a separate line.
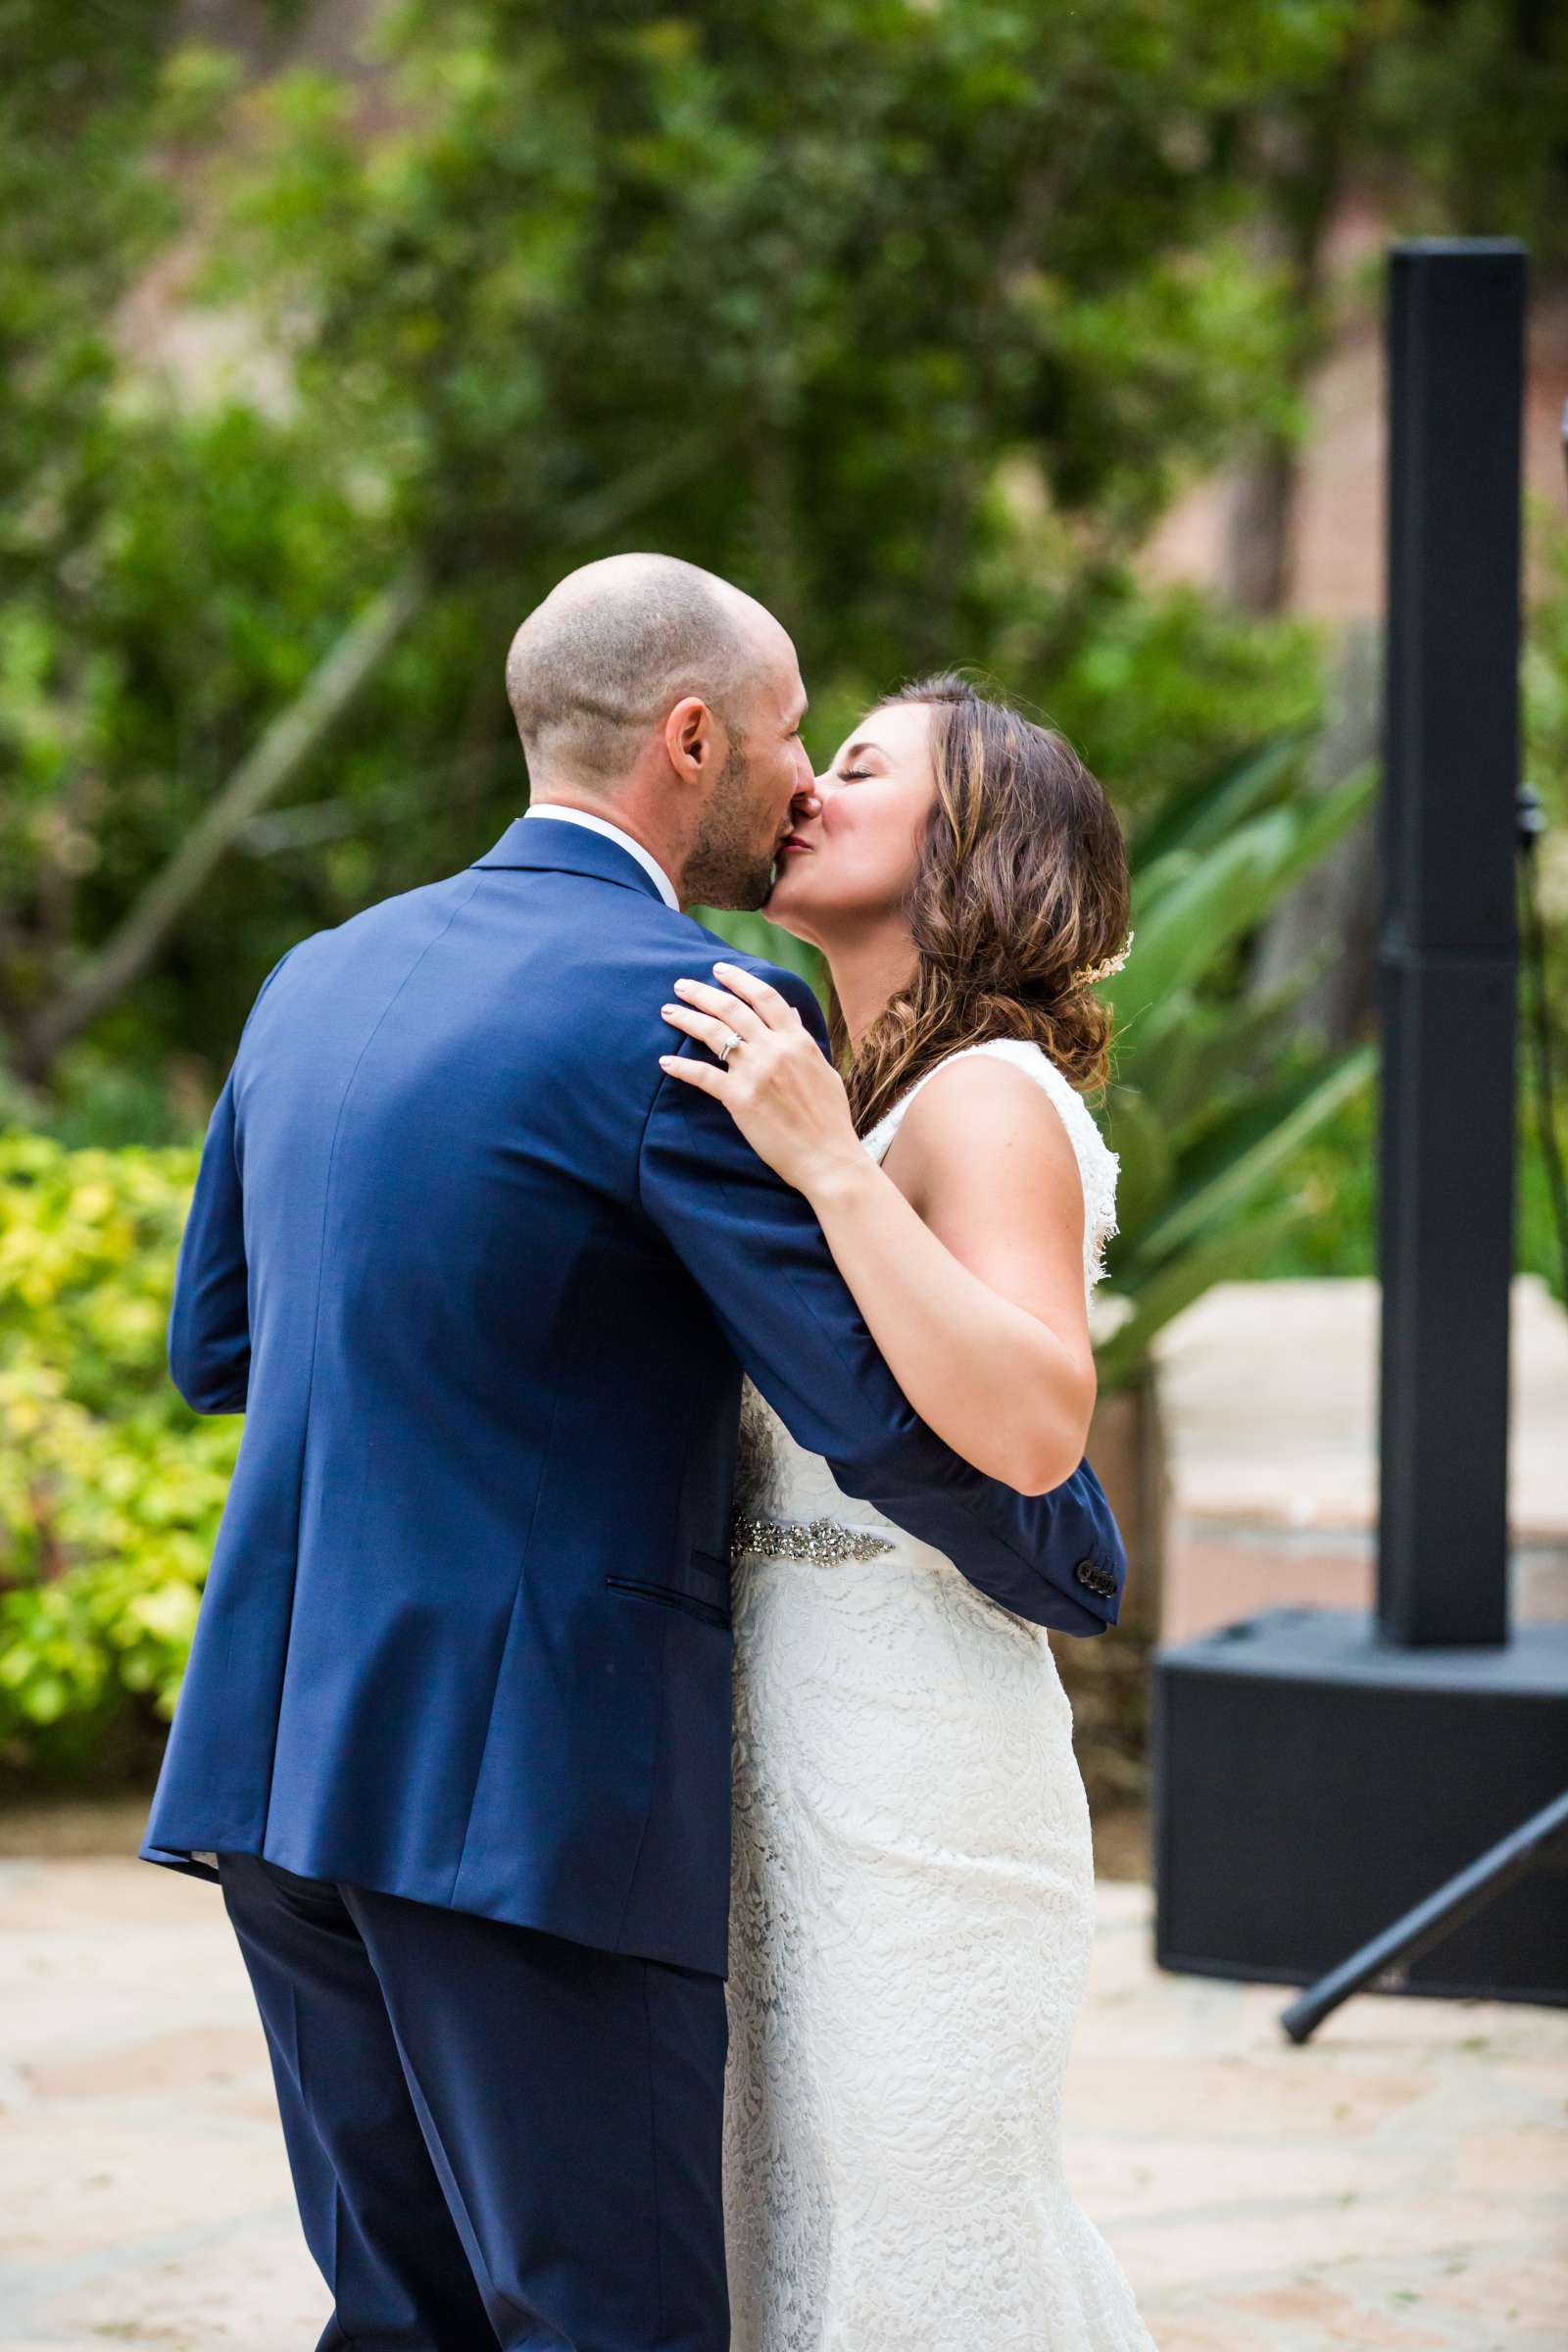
[722, 1038, 1155, 2351]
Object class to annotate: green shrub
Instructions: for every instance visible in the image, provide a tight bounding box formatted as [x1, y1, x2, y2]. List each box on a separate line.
[0, 1132, 235, 1775]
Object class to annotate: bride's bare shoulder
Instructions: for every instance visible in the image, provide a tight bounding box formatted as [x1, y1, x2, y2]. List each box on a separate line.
[882, 1048, 1083, 1227]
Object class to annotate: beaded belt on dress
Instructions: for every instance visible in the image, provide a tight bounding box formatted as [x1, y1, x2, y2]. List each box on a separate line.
[730, 1505, 895, 1565]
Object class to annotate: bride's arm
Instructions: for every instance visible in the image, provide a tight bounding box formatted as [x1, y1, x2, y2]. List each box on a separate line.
[811, 1061, 1094, 1494]
[659, 963, 1095, 1495]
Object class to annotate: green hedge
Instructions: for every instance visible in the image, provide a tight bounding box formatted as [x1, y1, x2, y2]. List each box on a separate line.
[0, 1132, 237, 1775]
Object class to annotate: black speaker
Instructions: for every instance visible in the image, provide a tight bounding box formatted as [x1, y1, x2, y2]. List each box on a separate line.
[1152, 1609, 1568, 2004]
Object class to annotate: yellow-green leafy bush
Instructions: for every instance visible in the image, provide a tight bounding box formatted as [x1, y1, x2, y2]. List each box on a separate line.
[0, 1134, 233, 1774]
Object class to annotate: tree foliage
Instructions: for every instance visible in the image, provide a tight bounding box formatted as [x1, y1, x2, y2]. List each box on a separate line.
[3, 0, 1353, 1097]
[5, 2, 1567, 1100]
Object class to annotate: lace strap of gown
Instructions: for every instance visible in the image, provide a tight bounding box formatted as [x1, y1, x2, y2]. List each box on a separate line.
[859, 1038, 1119, 1301]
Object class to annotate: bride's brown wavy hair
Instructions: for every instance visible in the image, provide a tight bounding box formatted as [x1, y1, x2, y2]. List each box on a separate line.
[828, 675, 1131, 1137]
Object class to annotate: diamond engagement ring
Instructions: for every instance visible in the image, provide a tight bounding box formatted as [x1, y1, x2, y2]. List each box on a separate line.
[718, 1028, 743, 1065]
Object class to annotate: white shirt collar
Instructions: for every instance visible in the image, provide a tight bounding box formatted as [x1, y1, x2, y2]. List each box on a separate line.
[522, 804, 680, 910]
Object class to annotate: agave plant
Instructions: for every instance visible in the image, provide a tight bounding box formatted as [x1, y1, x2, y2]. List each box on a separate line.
[1093, 733, 1378, 1392]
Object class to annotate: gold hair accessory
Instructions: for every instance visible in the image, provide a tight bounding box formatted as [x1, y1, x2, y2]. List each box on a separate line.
[1072, 929, 1134, 989]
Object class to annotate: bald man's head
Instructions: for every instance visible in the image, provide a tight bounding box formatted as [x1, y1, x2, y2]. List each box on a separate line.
[504, 553, 784, 789]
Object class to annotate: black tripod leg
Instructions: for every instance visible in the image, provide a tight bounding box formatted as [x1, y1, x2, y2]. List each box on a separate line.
[1279, 1786, 1568, 2044]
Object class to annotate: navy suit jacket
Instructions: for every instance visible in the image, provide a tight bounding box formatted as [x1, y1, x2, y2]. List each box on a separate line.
[141, 818, 1125, 1972]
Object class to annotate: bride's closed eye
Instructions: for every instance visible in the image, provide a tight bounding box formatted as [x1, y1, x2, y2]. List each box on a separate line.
[836, 766, 870, 783]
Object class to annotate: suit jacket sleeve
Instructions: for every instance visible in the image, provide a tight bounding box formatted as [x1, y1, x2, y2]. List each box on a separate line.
[167, 949, 295, 1415]
[635, 961, 1124, 1635]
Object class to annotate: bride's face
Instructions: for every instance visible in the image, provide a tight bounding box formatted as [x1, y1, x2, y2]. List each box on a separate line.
[764, 701, 935, 943]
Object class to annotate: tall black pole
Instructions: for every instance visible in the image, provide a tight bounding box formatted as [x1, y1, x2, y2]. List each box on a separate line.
[1377, 240, 1525, 1648]
[1154, 238, 1568, 2011]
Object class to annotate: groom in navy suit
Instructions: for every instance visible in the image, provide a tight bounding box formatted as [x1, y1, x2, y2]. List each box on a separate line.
[142, 554, 1124, 2350]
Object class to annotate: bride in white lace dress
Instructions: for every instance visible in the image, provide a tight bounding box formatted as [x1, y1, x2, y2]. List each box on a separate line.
[658, 677, 1155, 2350]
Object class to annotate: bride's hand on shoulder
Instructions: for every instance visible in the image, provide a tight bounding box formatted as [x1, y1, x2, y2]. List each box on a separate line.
[659, 962, 866, 1200]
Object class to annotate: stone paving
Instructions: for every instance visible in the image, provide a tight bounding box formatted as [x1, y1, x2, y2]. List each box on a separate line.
[3, 1854, 1565, 2350]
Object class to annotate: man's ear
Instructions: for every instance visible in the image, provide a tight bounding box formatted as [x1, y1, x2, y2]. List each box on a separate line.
[663, 695, 724, 782]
